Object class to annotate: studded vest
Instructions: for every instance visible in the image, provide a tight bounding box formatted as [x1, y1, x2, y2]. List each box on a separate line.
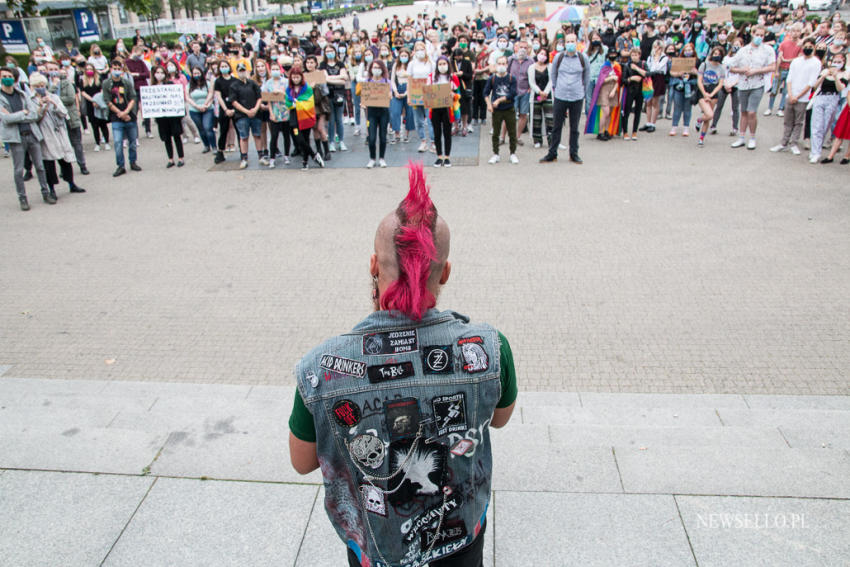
[295, 308, 502, 567]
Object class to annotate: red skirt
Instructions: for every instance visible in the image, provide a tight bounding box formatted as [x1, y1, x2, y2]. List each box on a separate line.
[833, 103, 850, 141]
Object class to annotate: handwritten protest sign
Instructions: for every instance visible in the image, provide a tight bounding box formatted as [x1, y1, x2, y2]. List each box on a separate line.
[407, 78, 427, 106]
[671, 57, 697, 74]
[139, 84, 185, 118]
[705, 6, 733, 25]
[304, 70, 326, 85]
[423, 83, 453, 108]
[261, 91, 285, 102]
[586, 4, 603, 18]
[517, 0, 546, 24]
[360, 81, 391, 107]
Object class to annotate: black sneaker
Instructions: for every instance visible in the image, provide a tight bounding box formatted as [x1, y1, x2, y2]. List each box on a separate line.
[113, 166, 126, 177]
[69, 185, 86, 193]
[130, 163, 142, 171]
[42, 192, 57, 205]
[19, 199, 30, 211]
[539, 155, 557, 163]
[301, 162, 309, 170]
[214, 151, 225, 164]
[23, 171, 33, 181]
[80, 166, 90, 175]
[433, 158, 443, 168]
[570, 154, 583, 164]
[443, 159, 451, 168]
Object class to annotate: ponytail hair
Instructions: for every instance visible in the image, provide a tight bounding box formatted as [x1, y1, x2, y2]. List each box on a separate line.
[380, 161, 438, 321]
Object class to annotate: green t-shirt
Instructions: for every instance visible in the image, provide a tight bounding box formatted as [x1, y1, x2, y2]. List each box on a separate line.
[288, 331, 518, 443]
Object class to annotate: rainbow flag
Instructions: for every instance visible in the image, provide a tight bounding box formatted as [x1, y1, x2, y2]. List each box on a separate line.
[286, 84, 316, 131]
[585, 62, 622, 136]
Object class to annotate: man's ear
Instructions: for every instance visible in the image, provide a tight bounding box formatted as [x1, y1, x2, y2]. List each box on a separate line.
[370, 253, 379, 278]
[439, 261, 451, 285]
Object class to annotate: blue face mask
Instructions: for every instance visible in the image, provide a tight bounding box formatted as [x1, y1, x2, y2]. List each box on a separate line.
[565, 43, 577, 54]
[326, 51, 336, 59]
[753, 36, 763, 46]
[111, 69, 122, 78]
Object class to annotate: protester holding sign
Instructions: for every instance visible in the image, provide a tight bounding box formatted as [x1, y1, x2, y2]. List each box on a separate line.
[362, 59, 391, 169]
[429, 56, 459, 168]
[389, 48, 415, 144]
[150, 65, 185, 168]
[669, 49, 699, 137]
[408, 41, 435, 153]
[262, 64, 292, 169]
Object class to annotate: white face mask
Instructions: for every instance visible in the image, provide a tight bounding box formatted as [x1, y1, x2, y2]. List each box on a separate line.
[371, 67, 382, 77]
[416, 50, 426, 60]
[498, 42, 508, 50]
[167, 65, 176, 73]
[438, 65, 448, 73]
[537, 53, 547, 63]
[496, 64, 507, 74]
[154, 72, 166, 81]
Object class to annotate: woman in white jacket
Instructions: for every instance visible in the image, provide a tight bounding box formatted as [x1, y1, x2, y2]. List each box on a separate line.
[528, 47, 553, 148]
[407, 41, 435, 152]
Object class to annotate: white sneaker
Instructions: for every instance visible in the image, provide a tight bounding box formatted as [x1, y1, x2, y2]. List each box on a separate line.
[763, 109, 772, 116]
[239, 159, 248, 169]
[123, 140, 128, 149]
[488, 154, 500, 164]
[146, 131, 154, 139]
[777, 110, 784, 117]
[809, 154, 820, 164]
[558, 144, 567, 150]
[731, 138, 746, 148]
[747, 138, 757, 150]
[329, 142, 336, 152]
[509, 154, 519, 164]
[339, 141, 348, 151]
[466, 124, 474, 133]
[259, 156, 270, 166]
[94, 144, 101, 152]
[790, 145, 801, 155]
[194, 136, 201, 144]
[770, 144, 787, 153]
[283, 156, 290, 165]
[354, 127, 361, 136]
[104, 143, 111, 150]
[534, 142, 541, 148]
[378, 159, 387, 168]
[366, 159, 375, 169]
[268, 160, 276, 169]
[182, 136, 188, 143]
[418, 141, 427, 152]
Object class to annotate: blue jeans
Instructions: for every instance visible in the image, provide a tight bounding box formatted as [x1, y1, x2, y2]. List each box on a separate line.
[189, 108, 216, 149]
[412, 105, 434, 142]
[390, 95, 414, 134]
[328, 96, 345, 143]
[111, 120, 138, 167]
[768, 68, 789, 112]
[671, 89, 692, 128]
[234, 116, 261, 139]
[350, 81, 361, 127]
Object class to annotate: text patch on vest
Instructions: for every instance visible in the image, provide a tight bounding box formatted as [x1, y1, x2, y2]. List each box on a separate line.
[432, 393, 468, 437]
[362, 329, 419, 355]
[320, 354, 367, 378]
[367, 361, 416, 384]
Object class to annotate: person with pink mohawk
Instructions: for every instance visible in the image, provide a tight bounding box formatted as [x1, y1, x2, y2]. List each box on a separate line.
[289, 161, 517, 567]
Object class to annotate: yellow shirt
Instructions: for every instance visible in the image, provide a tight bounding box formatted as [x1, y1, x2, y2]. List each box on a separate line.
[229, 56, 252, 74]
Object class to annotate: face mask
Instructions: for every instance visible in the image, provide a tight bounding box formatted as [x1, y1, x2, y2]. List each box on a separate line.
[216, 48, 223, 54]
[719, 34, 727, 42]
[556, 44, 565, 52]
[565, 43, 577, 54]
[271, 54, 278, 61]
[271, 69, 281, 78]
[85, 69, 95, 77]
[459, 42, 468, 49]
[438, 64, 448, 73]
[61, 60, 71, 67]
[517, 48, 528, 58]
[326, 51, 336, 60]
[154, 72, 166, 81]
[752, 36, 763, 46]
[683, 51, 694, 57]
[354, 53, 362, 61]
[694, 24, 702, 30]
[591, 40, 602, 47]
[167, 65, 176, 73]
[711, 55, 723, 62]
[380, 51, 389, 57]
[833, 61, 844, 68]
[238, 71, 247, 79]
[258, 68, 267, 77]
[399, 55, 409, 63]
[48, 71, 60, 79]
[111, 70, 122, 78]
[35, 87, 47, 95]
[498, 42, 508, 50]
[803, 47, 814, 56]
[496, 65, 507, 74]
[365, 54, 374, 63]
[532, 42, 540, 51]
[415, 51, 425, 60]
[537, 53, 547, 63]
[371, 67, 382, 77]
[318, 41, 327, 49]
[6, 62, 14, 69]
[193, 73, 202, 80]
[835, 40, 846, 46]
[609, 54, 618, 61]
[1, 77, 15, 87]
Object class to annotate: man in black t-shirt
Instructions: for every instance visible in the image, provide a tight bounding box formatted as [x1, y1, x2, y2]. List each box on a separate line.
[213, 61, 237, 163]
[228, 62, 264, 169]
[101, 59, 141, 177]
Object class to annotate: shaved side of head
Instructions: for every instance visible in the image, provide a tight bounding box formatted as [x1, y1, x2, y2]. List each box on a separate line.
[375, 162, 450, 320]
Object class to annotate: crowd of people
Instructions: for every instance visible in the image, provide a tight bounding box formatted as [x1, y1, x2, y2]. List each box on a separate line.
[3, 2, 850, 210]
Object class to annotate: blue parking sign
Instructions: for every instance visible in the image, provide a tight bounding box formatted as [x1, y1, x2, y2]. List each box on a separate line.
[0, 19, 29, 54]
[73, 9, 100, 42]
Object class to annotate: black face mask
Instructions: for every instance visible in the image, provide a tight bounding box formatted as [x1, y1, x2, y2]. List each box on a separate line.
[591, 40, 602, 47]
[711, 55, 723, 62]
[608, 54, 618, 61]
[803, 47, 814, 56]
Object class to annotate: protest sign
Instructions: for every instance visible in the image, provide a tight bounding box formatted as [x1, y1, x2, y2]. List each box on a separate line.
[261, 91, 286, 102]
[705, 6, 733, 25]
[517, 0, 546, 24]
[587, 4, 603, 18]
[139, 84, 186, 118]
[423, 83, 453, 108]
[407, 78, 427, 106]
[360, 81, 391, 108]
[671, 57, 697, 74]
[304, 70, 326, 85]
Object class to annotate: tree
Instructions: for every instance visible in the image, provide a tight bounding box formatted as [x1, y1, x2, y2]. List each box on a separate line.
[201, 0, 239, 25]
[6, 0, 39, 17]
[170, 0, 205, 19]
[121, 0, 166, 40]
[267, 0, 299, 15]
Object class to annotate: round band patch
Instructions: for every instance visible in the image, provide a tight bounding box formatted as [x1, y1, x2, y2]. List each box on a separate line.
[332, 399, 361, 427]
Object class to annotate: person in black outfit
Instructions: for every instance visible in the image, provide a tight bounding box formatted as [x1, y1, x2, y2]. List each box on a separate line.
[451, 48, 473, 135]
[213, 61, 236, 164]
[150, 65, 184, 167]
[622, 47, 647, 139]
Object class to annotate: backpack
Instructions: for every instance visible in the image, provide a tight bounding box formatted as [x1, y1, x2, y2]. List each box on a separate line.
[553, 51, 588, 91]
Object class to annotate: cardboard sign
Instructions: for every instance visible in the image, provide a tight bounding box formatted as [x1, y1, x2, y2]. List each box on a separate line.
[517, 0, 546, 24]
[139, 84, 185, 118]
[423, 82, 453, 108]
[360, 81, 391, 108]
[304, 70, 326, 85]
[586, 4, 603, 18]
[670, 57, 697, 75]
[261, 91, 285, 102]
[705, 6, 733, 26]
[407, 78, 427, 106]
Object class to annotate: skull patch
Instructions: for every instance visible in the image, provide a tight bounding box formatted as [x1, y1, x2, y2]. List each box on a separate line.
[349, 433, 386, 469]
[360, 484, 387, 516]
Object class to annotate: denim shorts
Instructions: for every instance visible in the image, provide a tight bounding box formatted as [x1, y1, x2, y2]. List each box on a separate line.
[738, 87, 765, 114]
[516, 92, 530, 115]
[234, 116, 262, 139]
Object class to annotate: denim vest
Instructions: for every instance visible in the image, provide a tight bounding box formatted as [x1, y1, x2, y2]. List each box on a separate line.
[295, 308, 502, 567]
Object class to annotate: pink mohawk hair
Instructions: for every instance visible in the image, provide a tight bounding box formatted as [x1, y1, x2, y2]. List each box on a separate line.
[380, 161, 438, 321]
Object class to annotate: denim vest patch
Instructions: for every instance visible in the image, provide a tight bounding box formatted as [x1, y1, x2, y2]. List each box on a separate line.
[295, 309, 502, 567]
